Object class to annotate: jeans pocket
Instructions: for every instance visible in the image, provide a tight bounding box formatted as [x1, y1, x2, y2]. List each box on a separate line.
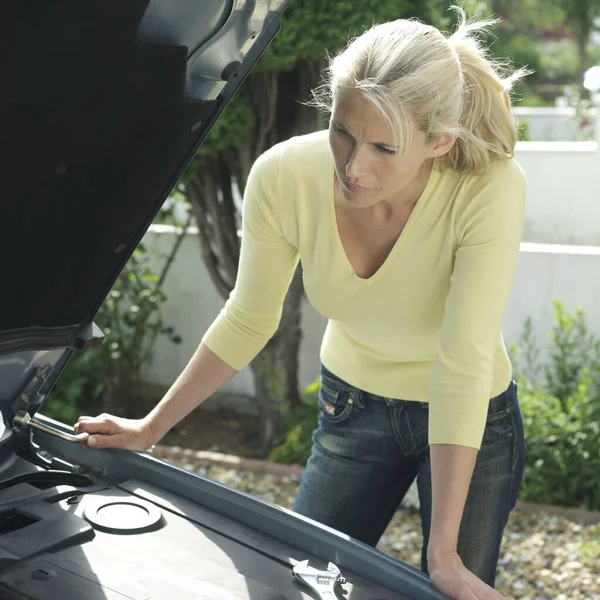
[486, 386, 511, 423]
[481, 385, 516, 456]
[318, 375, 358, 425]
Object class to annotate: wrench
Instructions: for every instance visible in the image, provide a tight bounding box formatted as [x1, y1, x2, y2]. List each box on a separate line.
[292, 560, 347, 599]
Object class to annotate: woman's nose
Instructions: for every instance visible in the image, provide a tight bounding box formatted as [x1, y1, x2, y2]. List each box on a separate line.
[345, 145, 369, 179]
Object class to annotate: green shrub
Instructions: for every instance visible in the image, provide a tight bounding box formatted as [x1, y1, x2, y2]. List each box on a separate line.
[517, 373, 600, 509]
[539, 39, 579, 82]
[514, 301, 600, 510]
[268, 378, 320, 465]
[581, 524, 600, 567]
[543, 302, 600, 402]
[43, 244, 181, 422]
[516, 119, 530, 141]
[512, 89, 556, 107]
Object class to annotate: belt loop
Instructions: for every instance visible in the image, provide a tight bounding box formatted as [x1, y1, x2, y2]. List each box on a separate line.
[354, 389, 365, 409]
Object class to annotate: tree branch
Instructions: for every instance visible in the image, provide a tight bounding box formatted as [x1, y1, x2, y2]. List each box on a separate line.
[250, 71, 279, 158]
[157, 210, 195, 289]
[187, 178, 234, 300]
[201, 169, 239, 287]
[217, 155, 241, 269]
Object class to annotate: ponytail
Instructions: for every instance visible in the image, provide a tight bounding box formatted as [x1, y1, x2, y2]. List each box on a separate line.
[443, 7, 533, 173]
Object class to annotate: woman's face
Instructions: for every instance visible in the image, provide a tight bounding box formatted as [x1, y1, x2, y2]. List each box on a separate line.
[329, 87, 439, 209]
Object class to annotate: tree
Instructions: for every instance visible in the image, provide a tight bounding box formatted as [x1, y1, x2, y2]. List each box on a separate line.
[559, 0, 600, 91]
[181, 0, 447, 449]
[500, 0, 600, 92]
[468, 0, 600, 93]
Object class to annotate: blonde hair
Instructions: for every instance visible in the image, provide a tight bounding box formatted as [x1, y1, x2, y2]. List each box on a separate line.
[309, 5, 533, 174]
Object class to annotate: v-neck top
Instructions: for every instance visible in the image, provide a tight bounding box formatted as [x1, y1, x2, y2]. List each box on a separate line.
[202, 130, 527, 449]
[330, 154, 440, 282]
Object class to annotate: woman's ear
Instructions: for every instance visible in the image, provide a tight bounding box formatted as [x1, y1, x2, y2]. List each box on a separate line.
[429, 132, 457, 157]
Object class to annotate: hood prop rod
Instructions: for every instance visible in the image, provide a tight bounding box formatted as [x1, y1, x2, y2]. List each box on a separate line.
[13, 411, 90, 444]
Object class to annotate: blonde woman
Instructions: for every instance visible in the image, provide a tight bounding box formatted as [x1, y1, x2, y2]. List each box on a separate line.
[76, 8, 529, 599]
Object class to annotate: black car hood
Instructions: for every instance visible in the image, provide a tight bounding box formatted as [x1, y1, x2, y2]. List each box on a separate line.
[0, 0, 289, 418]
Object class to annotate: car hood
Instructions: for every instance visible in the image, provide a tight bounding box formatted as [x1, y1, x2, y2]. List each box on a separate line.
[0, 0, 290, 422]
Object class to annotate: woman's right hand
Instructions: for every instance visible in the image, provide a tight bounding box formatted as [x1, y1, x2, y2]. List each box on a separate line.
[74, 413, 158, 451]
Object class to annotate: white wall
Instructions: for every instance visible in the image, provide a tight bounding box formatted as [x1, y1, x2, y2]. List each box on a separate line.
[141, 227, 257, 399]
[513, 107, 596, 142]
[515, 141, 600, 245]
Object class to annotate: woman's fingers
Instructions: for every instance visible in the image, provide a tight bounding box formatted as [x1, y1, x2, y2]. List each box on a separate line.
[74, 414, 153, 451]
[86, 431, 129, 449]
[74, 414, 122, 435]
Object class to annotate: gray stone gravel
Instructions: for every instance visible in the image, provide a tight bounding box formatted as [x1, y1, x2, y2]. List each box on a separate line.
[168, 458, 600, 600]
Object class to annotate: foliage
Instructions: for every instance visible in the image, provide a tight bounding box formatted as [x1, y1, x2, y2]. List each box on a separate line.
[458, 0, 557, 103]
[494, 34, 547, 84]
[512, 301, 600, 510]
[43, 244, 181, 422]
[557, 0, 600, 49]
[259, 0, 449, 73]
[512, 92, 554, 107]
[565, 89, 597, 141]
[267, 378, 320, 465]
[539, 39, 582, 82]
[460, 0, 600, 100]
[516, 119, 530, 141]
[459, 0, 564, 32]
[544, 302, 600, 400]
[191, 93, 257, 163]
[188, 0, 448, 164]
[517, 374, 600, 510]
[589, 42, 600, 68]
[41, 348, 105, 425]
[157, 188, 193, 227]
[581, 523, 600, 567]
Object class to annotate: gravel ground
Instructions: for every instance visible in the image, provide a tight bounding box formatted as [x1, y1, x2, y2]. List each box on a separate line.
[165, 457, 600, 600]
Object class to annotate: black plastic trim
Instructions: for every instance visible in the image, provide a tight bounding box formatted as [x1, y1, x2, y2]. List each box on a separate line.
[0, 323, 104, 357]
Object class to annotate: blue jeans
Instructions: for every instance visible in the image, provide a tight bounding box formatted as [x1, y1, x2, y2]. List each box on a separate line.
[293, 364, 526, 587]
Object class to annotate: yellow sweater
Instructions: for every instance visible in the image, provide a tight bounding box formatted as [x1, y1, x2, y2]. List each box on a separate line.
[203, 130, 527, 449]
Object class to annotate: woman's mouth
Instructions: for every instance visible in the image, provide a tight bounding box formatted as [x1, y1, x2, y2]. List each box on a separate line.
[341, 178, 367, 193]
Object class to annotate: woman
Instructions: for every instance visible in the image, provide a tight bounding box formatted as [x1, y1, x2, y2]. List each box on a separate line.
[75, 8, 529, 600]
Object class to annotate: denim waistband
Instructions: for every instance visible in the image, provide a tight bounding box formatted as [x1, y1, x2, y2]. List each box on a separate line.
[319, 363, 514, 412]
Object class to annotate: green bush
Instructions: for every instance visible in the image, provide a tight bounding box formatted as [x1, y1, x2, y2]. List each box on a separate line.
[493, 34, 546, 85]
[42, 244, 181, 422]
[513, 301, 600, 510]
[581, 524, 600, 567]
[512, 92, 555, 108]
[516, 119, 530, 141]
[517, 374, 600, 509]
[539, 39, 580, 82]
[268, 379, 320, 465]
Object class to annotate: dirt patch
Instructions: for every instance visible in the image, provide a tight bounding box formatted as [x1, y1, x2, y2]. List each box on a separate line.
[159, 406, 268, 459]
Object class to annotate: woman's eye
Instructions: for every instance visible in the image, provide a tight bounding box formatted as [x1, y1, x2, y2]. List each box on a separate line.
[332, 124, 395, 154]
[376, 146, 396, 155]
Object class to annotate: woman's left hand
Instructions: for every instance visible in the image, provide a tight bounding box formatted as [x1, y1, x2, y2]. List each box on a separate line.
[428, 550, 505, 600]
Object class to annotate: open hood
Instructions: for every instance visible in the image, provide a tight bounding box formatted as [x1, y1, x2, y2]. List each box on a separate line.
[0, 10, 452, 599]
[0, 0, 290, 421]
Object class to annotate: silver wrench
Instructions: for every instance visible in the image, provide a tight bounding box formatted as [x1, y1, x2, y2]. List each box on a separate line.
[292, 560, 347, 599]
